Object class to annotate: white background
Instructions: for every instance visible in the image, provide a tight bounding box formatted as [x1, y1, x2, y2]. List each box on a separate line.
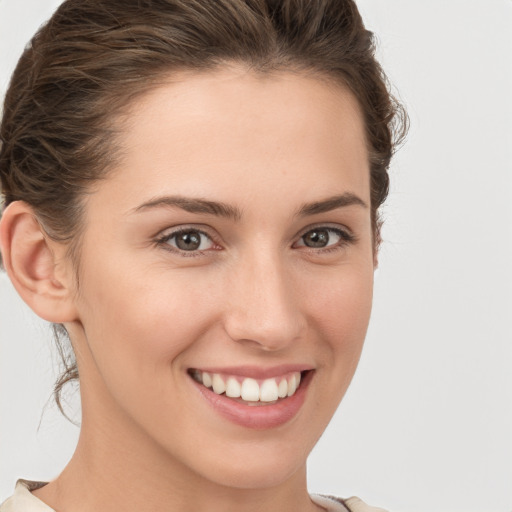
[1, 1, 511, 511]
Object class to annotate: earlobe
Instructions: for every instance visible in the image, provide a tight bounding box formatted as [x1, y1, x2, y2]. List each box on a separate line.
[0, 201, 78, 323]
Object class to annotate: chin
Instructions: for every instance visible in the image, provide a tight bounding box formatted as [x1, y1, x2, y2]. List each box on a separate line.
[181, 428, 317, 490]
[201, 454, 308, 490]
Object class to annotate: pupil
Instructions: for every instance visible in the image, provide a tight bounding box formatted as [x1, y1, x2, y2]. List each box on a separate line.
[176, 231, 201, 251]
[304, 230, 329, 248]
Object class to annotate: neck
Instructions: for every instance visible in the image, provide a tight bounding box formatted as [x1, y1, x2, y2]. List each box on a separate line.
[33, 405, 320, 512]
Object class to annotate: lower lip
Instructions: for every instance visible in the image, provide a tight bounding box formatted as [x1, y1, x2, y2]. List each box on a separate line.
[190, 371, 313, 430]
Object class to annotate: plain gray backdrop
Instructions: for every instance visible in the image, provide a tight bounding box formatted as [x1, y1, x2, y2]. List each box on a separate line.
[1, 1, 511, 511]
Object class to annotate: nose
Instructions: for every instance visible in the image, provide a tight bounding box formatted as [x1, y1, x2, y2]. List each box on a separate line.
[222, 251, 306, 351]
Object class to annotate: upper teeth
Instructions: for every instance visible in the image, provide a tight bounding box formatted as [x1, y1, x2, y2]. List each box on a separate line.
[192, 371, 302, 402]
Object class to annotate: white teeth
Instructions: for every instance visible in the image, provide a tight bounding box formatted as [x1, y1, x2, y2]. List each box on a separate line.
[287, 375, 296, 396]
[194, 371, 304, 401]
[241, 378, 260, 401]
[212, 373, 226, 394]
[260, 378, 279, 402]
[202, 372, 212, 388]
[277, 378, 288, 398]
[225, 377, 241, 398]
[287, 372, 301, 397]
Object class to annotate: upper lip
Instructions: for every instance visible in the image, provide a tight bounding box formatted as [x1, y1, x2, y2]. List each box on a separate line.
[188, 365, 314, 379]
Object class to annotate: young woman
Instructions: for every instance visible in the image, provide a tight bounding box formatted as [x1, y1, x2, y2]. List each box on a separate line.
[0, 1, 406, 511]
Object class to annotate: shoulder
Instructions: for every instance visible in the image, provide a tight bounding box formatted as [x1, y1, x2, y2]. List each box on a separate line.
[2, 483, 388, 512]
[312, 494, 389, 512]
[0, 480, 54, 512]
[343, 496, 389, 512]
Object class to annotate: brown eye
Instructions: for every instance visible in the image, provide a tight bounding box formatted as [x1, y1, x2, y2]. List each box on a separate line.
[294, 227, 353, 250]
[302, 229, 330, 248]
[175, 231, 201, 250]
[161, 229, 215, 252]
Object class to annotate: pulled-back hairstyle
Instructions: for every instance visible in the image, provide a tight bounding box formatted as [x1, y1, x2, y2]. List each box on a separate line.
[0, 0, 407, 415]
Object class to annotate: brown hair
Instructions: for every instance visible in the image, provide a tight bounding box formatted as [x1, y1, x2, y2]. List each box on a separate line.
[0, 0, 408, 415]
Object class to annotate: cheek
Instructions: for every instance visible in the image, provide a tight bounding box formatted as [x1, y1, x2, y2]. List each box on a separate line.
[73, 261, 224, 437]
[301, 263, 374, 382]
[75, 255, 220, 384]
[304, 264, 373, 337]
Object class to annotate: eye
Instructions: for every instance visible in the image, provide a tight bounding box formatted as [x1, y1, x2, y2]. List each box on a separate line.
[158, 228, 216, 253]
[294, 227, 354, 250]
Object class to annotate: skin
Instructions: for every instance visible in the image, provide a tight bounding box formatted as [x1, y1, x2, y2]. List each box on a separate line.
[1, 68, 375, 512]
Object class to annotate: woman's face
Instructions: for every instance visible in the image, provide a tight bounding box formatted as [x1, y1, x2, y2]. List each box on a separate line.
[67, 68, 375, 489]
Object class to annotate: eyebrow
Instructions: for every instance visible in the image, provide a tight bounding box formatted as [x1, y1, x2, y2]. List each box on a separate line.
[296, 193, 368, 217]
[133, 195, 243, 221]
[133, 192, 367, 220]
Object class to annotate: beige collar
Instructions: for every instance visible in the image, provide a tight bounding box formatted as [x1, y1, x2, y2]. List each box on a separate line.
[1, 479, 384, 512]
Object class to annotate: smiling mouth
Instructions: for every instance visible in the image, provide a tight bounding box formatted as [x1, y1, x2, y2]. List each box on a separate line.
[188, 369, 305, 405]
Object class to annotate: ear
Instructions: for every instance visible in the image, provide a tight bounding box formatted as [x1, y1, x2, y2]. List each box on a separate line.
[0, 201, 78, 323]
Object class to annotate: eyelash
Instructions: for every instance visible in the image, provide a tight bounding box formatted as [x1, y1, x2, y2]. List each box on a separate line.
[295, 226, 356, 254]
[155, 228, 219, 258]
[155, 225, 356, 257]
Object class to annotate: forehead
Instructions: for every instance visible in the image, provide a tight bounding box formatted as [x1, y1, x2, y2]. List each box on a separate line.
[93, 68, 370, 216]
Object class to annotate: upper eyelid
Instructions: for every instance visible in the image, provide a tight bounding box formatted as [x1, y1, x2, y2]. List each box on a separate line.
[156, 224, 217, 240]
[155, 225, 219, 249]
[293, 222, 354, 241]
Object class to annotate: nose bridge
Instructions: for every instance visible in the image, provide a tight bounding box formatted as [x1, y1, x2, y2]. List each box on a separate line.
[224, 247, 304, 350]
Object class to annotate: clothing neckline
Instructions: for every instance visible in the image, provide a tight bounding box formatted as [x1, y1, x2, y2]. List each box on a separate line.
[2, 479, 352, 512]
